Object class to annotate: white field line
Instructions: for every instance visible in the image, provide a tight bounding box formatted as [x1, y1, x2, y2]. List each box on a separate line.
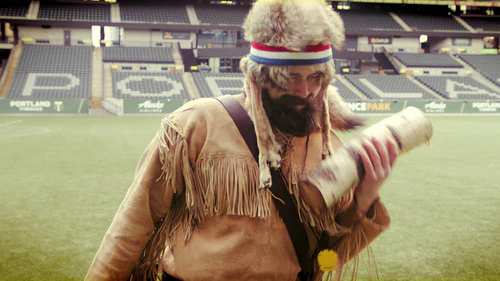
[0, 120, 22, 128]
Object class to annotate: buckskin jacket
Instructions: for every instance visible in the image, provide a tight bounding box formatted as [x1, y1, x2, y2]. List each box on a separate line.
[85, 88, 391, 281]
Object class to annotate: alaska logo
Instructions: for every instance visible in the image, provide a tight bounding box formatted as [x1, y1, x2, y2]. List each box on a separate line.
[138, 100, 165, 113]
[138, 100, 164, 109]
[424, 101, 446, 113]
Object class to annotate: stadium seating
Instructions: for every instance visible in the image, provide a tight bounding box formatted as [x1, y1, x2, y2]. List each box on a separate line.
[102, 47, 174, 63]
[195, 5, 249, 25]
[330, 78, 362, 100]
[112, 71, 189, 99]
[119, 2, 189, 23]
[193, 72, 362, 100]
[38, 2, 110, 21]
[393, 53, 463, 68]
[339, 10, 403, 32]
[345, 74, 433, 99]
[0, 1, 30, 17]
[416, 75, 500, 100]
[9, 45, 92, 99]
[462, 17, 500, 32]
[397, 12, 466, 31]
[192, 72, 244, 97]
[458, 55, 500, 87]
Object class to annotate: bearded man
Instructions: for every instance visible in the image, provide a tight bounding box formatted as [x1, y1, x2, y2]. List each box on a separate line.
[85, 0, 398, 280]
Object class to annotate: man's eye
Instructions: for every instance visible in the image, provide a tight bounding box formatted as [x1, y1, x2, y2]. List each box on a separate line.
[288, 76, 301, 83]
[310, 74, 322, 81]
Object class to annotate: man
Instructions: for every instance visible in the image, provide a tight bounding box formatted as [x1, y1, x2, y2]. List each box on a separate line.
[85, 0, 398, 280]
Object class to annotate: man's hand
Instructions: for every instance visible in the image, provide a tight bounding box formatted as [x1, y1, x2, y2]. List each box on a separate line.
[354, 137, 399, 215]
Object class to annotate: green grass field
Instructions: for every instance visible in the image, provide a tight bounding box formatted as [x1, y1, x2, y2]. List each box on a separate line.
[0, 115, 499, 281]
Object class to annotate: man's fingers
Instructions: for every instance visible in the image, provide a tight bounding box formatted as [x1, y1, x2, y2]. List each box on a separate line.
[363, 139, 383, 179]
[372, 137, 390, 176]
[387, 138, 399, 167]
[358, 145, 376, 182]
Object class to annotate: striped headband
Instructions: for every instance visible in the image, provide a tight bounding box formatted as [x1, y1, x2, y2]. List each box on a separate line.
[249, 42, 333, 66]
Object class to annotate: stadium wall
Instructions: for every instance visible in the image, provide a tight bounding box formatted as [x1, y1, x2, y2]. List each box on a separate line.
[18, 27, 92, 45]
[357, 37, 421, 53]
[122, 29, 194, 48]
[0, 99, 89, 113]
[405, 67, 468, 76]
[429, 37, 485, 53]
[346, 100, 500, 114]
[1, 98, 499, 114]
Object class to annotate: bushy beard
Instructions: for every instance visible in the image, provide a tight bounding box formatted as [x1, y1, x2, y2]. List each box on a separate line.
[261, 89, 321, 137]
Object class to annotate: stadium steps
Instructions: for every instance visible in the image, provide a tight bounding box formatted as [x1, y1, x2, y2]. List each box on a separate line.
[385, 53, 406, 73]
[453, 55, 500, 94]
[110, 3, 121, 23]
[453, 15, 476, 32]
[389, 12, 412, 32]
[27, 0, 40, 19]
[186, 5, 200, 25]
[179, 48, 197, 72]
[0, 43, 22, 97]
[103, 63, 114, 99]
[405, 75, 446, 100]
[374, 52, 398, 73]
[182, 72, 201, 99]
[92, 47, 104, 99]
[172, 43, 184, 70]
[336, 75, 370, 101]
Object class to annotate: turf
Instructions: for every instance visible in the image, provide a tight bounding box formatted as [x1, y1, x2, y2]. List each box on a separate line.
[0, 115, 499, 281]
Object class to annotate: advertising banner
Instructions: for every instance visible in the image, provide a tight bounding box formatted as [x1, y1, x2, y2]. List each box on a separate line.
[346, 101, 404, 113]
[464, 101, 500, 113]
[123, 99, 186, 114]
[406, 100, 463, 113]
[0, 99, 89, 114]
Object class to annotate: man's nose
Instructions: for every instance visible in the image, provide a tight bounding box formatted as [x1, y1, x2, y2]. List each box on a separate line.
[295, 80, 310, 98]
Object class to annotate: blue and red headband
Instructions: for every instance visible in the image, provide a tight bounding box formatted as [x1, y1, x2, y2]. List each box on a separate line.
[249, 42, 333, 66]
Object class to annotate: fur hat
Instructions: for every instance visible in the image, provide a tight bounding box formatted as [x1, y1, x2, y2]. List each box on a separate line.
[241, 0, 362, 188]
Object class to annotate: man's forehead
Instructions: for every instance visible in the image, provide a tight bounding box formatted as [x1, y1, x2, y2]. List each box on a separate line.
[287, 64, 326, 76]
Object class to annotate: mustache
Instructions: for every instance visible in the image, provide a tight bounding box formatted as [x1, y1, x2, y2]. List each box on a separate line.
[261, 90, 321, 137]
[277, 94, 309, 107]
[271, 93, 320, 111]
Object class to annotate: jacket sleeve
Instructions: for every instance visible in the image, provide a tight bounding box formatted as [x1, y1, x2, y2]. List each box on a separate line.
[320, 130, 391, 265]
[84, 116, 189, 281]
[330, 198, 391, 265]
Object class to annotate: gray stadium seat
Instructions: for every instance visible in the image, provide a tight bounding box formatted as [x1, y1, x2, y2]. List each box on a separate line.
[120, 2, 188, 23]
[102, 47, 174, 63]
[9, 45, 92, 99]
[112, 71, 188, 100]
[394, 53, 463, 68]
[195, 5, 249, 25]
[462, 17, 500, 32]
[0, 1, 29, 17]
[416, 75, 500, 100]
[397, 12, 466, 31]
[459, 55, 500, 87]
[330, 79, 362, 101]
[192, 72, 244, 97]
[193, 72, 362, 100]
[339, 10, 402, 32]
[345, 74, 433, 100]
[38, 3, 110, 21]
